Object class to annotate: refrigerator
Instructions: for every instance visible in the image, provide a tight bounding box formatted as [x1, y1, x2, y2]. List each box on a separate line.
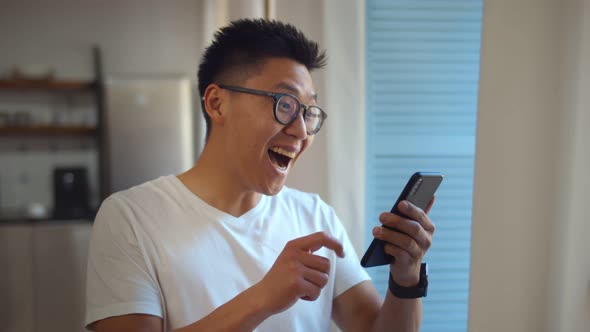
[105, 76, 195, 193]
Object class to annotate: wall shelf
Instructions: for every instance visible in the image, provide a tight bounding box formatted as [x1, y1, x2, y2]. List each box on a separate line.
[0, 79, 95, 91]
[0, 47, 109, 203]
[0, 125, 98, 137]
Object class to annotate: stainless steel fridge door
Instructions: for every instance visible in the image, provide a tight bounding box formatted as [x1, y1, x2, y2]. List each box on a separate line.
[105, 77, 194, 193]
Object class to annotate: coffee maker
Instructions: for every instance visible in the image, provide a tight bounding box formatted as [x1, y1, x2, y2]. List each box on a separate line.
[53, 167, 90, 219]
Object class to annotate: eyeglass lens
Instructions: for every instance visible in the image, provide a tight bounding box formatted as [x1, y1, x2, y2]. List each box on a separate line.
[276, 95, 323, 134]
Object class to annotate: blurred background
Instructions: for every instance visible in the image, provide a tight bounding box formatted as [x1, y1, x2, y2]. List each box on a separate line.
[0, 1, 588, 332]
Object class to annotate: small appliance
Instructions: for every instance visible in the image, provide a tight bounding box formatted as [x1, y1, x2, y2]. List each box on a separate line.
[53, 167, 90, 219]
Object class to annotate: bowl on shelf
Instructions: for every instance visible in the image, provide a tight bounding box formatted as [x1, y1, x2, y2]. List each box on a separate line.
[11, 65, 55, 81]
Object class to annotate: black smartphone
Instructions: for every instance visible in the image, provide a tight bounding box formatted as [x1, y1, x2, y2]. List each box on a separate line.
[360, 172, 444, 268]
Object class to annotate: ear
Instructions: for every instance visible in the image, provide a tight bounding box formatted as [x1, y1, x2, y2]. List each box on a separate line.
[202, 84, 227, 126]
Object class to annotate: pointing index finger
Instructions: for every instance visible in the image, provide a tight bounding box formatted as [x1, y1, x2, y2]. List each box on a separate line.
[295, 231, 345, 258]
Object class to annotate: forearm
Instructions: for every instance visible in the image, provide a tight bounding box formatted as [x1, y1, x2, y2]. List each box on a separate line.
[173, 284, 271, 332]
[370, 290, 421, 332]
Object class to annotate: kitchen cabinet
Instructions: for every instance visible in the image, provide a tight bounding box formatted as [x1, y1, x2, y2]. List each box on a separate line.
[0, 221, 92, 332]
[0, 224, 34, 332]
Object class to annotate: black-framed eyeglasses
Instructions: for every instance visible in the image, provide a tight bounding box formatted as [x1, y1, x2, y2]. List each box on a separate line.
[217, 84, 327, 135]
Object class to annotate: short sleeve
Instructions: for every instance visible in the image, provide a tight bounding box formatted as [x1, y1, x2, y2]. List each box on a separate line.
[85, 196, 163, 329]
[328, 207, 371, 298]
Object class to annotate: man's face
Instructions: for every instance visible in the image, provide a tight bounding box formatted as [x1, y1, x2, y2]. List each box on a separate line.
[218, 57, 318, 196]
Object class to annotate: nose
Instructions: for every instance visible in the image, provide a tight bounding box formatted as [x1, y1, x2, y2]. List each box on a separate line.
[283, 110, 308, 139]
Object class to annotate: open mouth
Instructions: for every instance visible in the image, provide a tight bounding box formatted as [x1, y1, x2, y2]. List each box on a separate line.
[268, 147, 296, 172]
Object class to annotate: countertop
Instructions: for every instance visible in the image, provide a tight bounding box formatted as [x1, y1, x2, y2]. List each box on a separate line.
[0, 210, 96, 224]
[0, 216, 94, 225]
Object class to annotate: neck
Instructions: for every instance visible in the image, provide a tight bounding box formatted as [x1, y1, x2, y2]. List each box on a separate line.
[177, 141, 261, 218]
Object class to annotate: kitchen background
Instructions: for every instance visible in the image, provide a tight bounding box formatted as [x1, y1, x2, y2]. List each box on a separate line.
[0, 0, 207, 217]
[0, 1, 329, 331]
[0, 0, 328, 218]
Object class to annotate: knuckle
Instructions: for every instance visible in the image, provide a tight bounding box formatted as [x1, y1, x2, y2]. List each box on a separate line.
[288, 261, 301, 274]
[319, 273, 329, 288]
[424, 236, 432, 250]
[402, 237, 414, 250]
[409, 222, 422, 236]
[319, 257, 331, 273]
[412, 241, 422, 255]
[418, 209, 428, 222]
[283, 251, 296, 262]
[285, 240, 296, 249]
[384, 243, 395, 256]
[294, 277, 305, 291]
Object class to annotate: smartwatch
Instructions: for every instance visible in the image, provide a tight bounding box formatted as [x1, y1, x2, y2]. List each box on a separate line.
[388, 263, 428, 299]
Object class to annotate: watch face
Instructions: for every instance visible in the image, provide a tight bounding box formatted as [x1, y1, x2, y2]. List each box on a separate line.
[421, 263, 428, 280]
[420, 263, 428, 287]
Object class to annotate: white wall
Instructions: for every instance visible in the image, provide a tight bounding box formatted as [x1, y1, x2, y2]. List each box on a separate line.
[0, 0, 204, 80]
[469, 0, 590, 331]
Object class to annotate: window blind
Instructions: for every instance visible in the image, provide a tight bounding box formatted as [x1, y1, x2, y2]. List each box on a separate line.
[365, 1, 482, 331]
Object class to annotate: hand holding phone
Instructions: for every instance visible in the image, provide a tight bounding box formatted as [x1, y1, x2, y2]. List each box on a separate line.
[360, 172, 443, 268]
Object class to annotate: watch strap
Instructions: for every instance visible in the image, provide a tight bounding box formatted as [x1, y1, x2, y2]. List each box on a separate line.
[388, 263, 428, 299]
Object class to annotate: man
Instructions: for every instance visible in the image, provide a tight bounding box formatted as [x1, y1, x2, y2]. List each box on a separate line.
[85, 18, 435, 332]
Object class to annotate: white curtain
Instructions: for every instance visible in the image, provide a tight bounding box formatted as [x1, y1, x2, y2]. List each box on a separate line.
[549, 1, 590, 330]
[322, 0, 366, 255]
[195, 0, 267, 153]
[469, 0, 590, 331]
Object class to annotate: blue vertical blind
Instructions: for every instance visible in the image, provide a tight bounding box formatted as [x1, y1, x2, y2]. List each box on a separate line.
[365, 1, 482, 331]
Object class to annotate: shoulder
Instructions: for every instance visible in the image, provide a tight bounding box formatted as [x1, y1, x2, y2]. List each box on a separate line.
[94, 175, 183, 234]
[109, 175, 180, 207]
[100, 175, 188, 220]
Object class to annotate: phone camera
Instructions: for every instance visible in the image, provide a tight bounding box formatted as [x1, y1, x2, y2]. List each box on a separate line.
[410, 178, 423, 196]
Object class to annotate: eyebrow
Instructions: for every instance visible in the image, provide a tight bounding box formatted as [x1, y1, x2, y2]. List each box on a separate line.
[274, 82, 318, 103]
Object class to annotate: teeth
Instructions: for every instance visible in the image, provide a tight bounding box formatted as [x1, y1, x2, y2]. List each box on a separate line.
[270, 147, 297, 159]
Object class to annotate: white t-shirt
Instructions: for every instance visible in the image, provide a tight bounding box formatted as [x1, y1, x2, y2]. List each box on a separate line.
[85, 175, 370, 331]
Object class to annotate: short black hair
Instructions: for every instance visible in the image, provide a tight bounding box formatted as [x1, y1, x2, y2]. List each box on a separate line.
[197, 18, 327, 139]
